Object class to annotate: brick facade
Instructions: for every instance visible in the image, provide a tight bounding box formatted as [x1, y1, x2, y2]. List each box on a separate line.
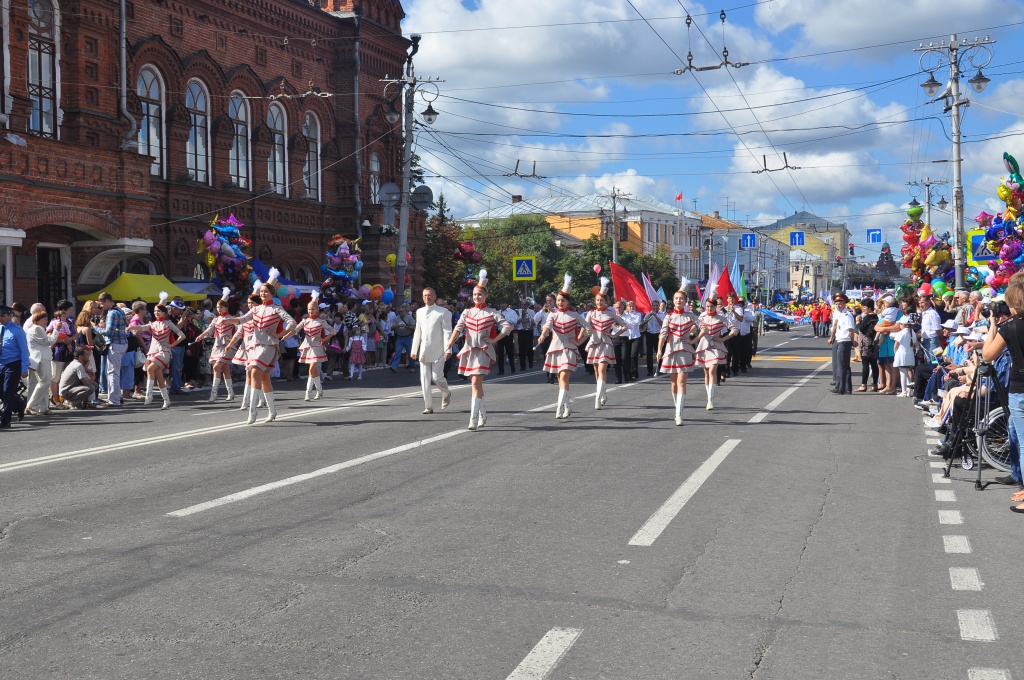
[0, 0, 425, 310]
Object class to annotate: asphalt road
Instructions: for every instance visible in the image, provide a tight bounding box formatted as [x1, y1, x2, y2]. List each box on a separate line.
[1, 332, 1022, 679]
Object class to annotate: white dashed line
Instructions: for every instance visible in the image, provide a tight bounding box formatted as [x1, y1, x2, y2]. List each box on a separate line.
[933, 473, 952, 484]
[506, 627, 582, 680]
[957, 610, 998, 641]
[968, 669, 1012, 680]
[935, 490, 956, 502]
[939, 510, 964, 525]
[949, 567, 984, 591]
[748, 361, 832, 424]
[944, 535, 972, 554]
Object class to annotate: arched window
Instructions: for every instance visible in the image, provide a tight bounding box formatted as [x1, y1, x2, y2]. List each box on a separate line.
[228, 91, 250, 189]
[301, 112, 320, 201]
[185, 79, 210, 183]
[27, 0, 59, 138]
[266, 103, 287, 196]
[136, 66, 164, 176]
[369, 152, 381, 204]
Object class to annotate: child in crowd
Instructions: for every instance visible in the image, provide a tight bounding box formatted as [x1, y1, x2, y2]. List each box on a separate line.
[892, 315, 916, 397]
[346, 330, 367, 379]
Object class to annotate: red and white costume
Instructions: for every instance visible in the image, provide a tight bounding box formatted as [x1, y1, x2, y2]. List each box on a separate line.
[454, 305, 512, 376]
[695, 312, 728, 366]
[136, 319, 184, 370]
[230, 319, 254, 367]
[659, 311, 698, 373]
[238, 304, 295, 370]
[543, 310, 589, 374]
[296, 316, 331, 364]
[585, 308, 624, 365]
[207, 315, 237, 364]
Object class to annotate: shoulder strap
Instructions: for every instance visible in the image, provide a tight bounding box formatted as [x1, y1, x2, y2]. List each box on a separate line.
[1001, 320, 1024, 377]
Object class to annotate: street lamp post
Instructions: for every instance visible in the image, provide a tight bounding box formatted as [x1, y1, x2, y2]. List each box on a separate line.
[916, 34, 995, 292]
[382, 34, 442, 302]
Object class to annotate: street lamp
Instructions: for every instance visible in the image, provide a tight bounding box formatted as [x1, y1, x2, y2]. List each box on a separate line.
[381, 34, 443, 301]
[916, 34, 995, 292]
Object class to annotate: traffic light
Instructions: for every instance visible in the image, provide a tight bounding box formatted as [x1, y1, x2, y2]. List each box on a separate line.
[836, 255, 842, 264]
[848, 242, 855, 256]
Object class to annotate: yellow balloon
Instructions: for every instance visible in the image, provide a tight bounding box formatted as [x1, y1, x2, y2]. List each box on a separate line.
[998, 184, 1012, 203]
[385, 253, 397, 267]
[205, 251, 216, 267]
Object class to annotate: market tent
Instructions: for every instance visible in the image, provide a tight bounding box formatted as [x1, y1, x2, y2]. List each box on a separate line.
[77, 273, 208, 302]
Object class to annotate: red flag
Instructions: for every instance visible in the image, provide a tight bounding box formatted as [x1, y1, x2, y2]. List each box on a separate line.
[674, 192, 683, 202]
[609, 262, 652, 313]
[716, 266, 737, 300]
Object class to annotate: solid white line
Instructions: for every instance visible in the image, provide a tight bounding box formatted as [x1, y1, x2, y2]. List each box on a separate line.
[506, 627, 582, 680]
[939, 510, 964, 525]
[0, 370, 543, 474]
[950, 567, 984, 591]
[748, 361, 832, 424]
[944, 535, 972, 554]
[958, 610, 998, 641]
[968, 669, 1012, 680]
[935, 490, 956, 502]
[933, 473, 951, 484]
[168, 429, 465, 517]
[929, 461, 946, 468]
[628, 439, 741, 547]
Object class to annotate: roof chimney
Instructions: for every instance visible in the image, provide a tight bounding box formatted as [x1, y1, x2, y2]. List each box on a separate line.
[714, 210, 720, 219]
[512, 195, 522, 204]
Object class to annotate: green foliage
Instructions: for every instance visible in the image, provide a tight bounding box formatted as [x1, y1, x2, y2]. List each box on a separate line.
[422, 194, 465, 299]
[468, 214, 562, 303]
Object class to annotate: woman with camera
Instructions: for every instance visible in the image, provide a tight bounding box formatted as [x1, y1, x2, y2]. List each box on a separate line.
[982, 283, 1024, 511]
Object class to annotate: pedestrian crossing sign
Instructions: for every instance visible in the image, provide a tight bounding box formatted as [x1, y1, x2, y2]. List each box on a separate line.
[513, 256, 537, 281]
[967, 229, 995, 266]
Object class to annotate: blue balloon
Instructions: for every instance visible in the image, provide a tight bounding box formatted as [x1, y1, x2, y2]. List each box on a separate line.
[381, 290, 395, 304]
[272, 297, 281, 305]
[355, 261, 363, 271]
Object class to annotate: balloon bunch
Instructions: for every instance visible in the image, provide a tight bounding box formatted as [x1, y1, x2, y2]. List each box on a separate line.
[265, 267, 303, 309]
[960, 151, 1024, 296]
[198, 213, 254, 291]
[319, 234, 364, 303]
[452, 241, 484, 300]
[898, 202, 954, 297]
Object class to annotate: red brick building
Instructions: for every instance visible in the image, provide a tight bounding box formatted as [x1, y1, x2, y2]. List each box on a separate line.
[0, 0, 423, 309]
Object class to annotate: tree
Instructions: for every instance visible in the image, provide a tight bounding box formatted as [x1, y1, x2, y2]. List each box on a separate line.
[422, 194, 465, 299]
[468, 214, 563, 303]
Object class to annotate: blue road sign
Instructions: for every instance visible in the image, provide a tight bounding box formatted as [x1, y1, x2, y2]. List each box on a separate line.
[512, 256, 537, 281]
[866, 228, 882, 244]
[790, 231, 805, 247]
[741, 233, 758, 249]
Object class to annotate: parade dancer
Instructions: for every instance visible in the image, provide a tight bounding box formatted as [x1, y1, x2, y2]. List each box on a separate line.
[410, 287, 453, 414]
[235, 270, 296, 424]
[294, 291, 336, 401]
[585, 277, 626, 410]
[443, 270, 513, 430]
[695, 298, 730, 410]
[192, 288, 239, 402]
[227, 291, 260, 410]
[128, 292, 186, 409]
[657, 291, 703, 425]
[536, 274, 590, 419]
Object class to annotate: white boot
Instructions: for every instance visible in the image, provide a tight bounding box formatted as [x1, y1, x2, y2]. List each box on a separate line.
[144, 379, 154, 406]
[208, 377, 219, 403]
[304, 377, 313, 401]
[557, 389, 567, 419]
[477, 398, 487, 428]
[595, 380, 604, 410]
[706, 384, 715, 411]
[263, 392, 277, 423]
[313, 375, 323, 400]
[239, 383, 250, 410]
[675, 392, 685, 426]
[159, 387, 170, 410]
[257, 389, 267, 408]
[225, 379, 234, 402]
[247, 389, 261, 424]
[468, 397, 479, 431]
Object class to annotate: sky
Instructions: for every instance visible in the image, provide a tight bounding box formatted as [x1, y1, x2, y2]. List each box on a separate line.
[400, 0, 1024, 263]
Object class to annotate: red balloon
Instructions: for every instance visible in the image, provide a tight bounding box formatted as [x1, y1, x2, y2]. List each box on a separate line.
[405, 252, 412, 264]
[459, 241, 475, 254]
[469, 251, 483, 264]
[322, 277, 334, 288]
[591, 286, 601, 296]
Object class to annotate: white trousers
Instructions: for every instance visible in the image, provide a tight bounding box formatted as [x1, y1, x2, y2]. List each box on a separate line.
[419, 360, 450, 409]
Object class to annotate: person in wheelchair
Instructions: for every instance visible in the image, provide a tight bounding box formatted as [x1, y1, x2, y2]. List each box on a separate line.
[929, 303, 1013, 466]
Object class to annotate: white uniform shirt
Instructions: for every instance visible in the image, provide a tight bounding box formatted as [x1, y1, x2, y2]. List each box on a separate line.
[833, 309, 856, 342]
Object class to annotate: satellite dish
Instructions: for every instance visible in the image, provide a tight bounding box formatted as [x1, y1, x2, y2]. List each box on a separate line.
[380, 182, 400, 207]
[411, 185, 434, 211]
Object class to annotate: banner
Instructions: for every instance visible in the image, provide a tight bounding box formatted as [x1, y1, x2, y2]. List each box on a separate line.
[641, 272, 661, 309]
[609, 262, 653, 313]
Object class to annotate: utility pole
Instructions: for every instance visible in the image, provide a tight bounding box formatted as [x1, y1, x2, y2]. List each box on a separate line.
[600, 186, 631, 264]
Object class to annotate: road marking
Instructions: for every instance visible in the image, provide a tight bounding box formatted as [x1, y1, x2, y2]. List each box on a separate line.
[932, 473, 951, 484]
[935, 490, 956, 502]
[628, 439, 741, 546]
[929, 461, 946, 468]
[969, 669, 1012, 680]
[950, 567, 984, 591]
[506, 627, 582, 680]
[748, 361, 832, 424]
[169, 380, 652, 518]
[938, 510, 964, 525]
[926, 437, 942, 444]
[752, 356, 832, 362]
[957, 610, 998, 641]
[169, 429, 466, 517]
[0, 370, 543, 474]
[944, 535, 972, 554]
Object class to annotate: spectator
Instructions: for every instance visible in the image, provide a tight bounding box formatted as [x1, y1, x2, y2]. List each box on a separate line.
[47, 300, 75, 407]
[0, 304, 29, 427]
[388, 304, 417, 373]
[94, 292, 129, 407]
[58, 346, 96, 409]
[25, 310, 59, 415]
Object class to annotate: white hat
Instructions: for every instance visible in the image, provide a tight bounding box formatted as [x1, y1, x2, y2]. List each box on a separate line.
[941, 319, 957, 330]
[954, 326, 971, 335]
[968, 332, 985, 341]
[560, 273, 572, 296]
[897, 315, 912, 324]
[599, 276, 610, 296]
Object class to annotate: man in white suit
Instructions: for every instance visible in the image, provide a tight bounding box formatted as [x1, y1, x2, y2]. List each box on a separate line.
[410, 288, 453, 414]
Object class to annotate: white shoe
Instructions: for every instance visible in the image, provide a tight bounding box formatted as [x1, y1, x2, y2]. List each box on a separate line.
[208, 393, 217, 403]
[304, 393, 311, 402]
[477, 411, 486, 428]
[924, 417, 942, 429]
[264, 413, 276, 424]
[675, 416, 683, 426]
[562, 404, 571, 419]
[239, 401, 248, 410]
[423, 408, 433, 414]
[225, 395, 234, 402]
[144, 396, 153, 406]
[313, 390, 322, 400]
[706, 401, 714, 411]
[161, 401, 170, 410]
[599, 393, 607, 406]
[247, 411, 257, 425]
[595, 398, 601, 411]
[441, 393, 451, 410]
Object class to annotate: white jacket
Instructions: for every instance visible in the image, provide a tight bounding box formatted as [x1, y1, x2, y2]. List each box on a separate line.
[410, 304, 453, 364]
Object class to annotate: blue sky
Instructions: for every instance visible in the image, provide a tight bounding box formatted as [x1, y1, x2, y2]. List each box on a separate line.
[401, 0, 1024, 262]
